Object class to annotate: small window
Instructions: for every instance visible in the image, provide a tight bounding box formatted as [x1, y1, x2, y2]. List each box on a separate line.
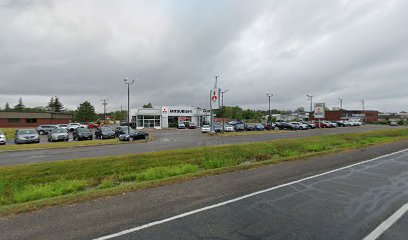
[8, 118, 20, 123]
[26, 118, 37, 123]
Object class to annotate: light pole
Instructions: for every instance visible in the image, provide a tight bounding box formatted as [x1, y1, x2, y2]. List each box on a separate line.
[221, 89, 228, 133]
[338, 98, 344, 109]
[267, 92, 273, 125]
[124, 78, 135, 134]
[361, 100, 365, 111]
[306, 95, 313, 113]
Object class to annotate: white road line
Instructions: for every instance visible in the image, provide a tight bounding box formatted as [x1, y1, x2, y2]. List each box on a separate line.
[93, 148, 408, 240]
[363, 203, 408, 240]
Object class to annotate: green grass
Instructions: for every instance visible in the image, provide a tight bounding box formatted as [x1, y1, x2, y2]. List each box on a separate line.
[0, 128, 407, 215]
[0, 128, 17, 140]
[0, 138, 133, 152]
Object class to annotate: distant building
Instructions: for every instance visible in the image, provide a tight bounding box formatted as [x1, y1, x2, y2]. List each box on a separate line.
[0, 112, 73, 128]
[309, 110, 379, 123]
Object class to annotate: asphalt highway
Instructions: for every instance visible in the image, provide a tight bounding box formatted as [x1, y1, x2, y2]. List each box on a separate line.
[0, 125, 400, 166]
[0, 140, 407, 240]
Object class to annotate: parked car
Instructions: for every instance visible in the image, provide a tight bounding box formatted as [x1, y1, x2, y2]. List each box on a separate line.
[178, 123, 186, 129]
[213, 124, 223, 133]
[301, 122, 316, 129]
[315, 121, 333, 128]
[254, 123, 265, 131]
[86, 122, 99, 129]
[233, 123, 245, 131]
[349, 120, 363, 126]
[276, 122, 296, 130]
[115, 126, 130, 137]
[56, 124, 68, 130]
[73, 128, 93, 141]
[264, 123, 278, 130]
[245, 124, 256, 131]
[0, 130, 6, 145]
[118, 129, 149, 141]
[224, 125, 234, 132]
[14, 129, 40, 144]
[201, 125, 211, 133]
[48, 128, 69, 142]
[95, 127, 116, 139]
[291, 122, 309, 130]
[36, 125, 57, 135]
[67, 123, 86, 132]
[188, 122, 197, 129]
[120, 120, 128, 126]
[389, 121, 398, 126]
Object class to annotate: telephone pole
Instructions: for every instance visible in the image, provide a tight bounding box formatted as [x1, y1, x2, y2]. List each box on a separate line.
[361, 100, 365, 111]
[101, 99, 109, 123]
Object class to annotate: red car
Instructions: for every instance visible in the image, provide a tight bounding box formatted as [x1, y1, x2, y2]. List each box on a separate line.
[188, 123, 197, 129]
[86, 122, 100, 129]
[315, 121, 333, 128]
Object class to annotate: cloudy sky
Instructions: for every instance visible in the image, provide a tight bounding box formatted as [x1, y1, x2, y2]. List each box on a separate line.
[0, 0, 407, 113]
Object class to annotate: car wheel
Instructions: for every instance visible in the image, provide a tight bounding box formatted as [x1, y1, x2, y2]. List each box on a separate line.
[128, 137, 133, 141]
[39, 130, 45, 135]
[144, 135, 148, 140]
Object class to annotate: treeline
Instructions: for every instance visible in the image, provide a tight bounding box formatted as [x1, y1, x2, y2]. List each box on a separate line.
[214, 106, 291, 121]
[0, 96, 70, 113]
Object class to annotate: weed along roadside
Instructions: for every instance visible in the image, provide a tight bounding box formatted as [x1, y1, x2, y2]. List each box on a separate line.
[0, 128, 408, 216]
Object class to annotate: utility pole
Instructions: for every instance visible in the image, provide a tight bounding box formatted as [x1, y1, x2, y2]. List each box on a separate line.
[210, 75, 219, 134]
[361, 100, 365, 111]
[221, 89, 228, 134]
[120, 105, 123, 121]
[306, 95, 313, 121]
[338, 98, 344, 109]
[101, 99, 108, 124]
[124, 78, 135, 134]
[267, 92, 273, 125]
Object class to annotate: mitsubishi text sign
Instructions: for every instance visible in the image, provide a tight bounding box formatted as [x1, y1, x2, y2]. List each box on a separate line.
[210, 88, 220, 110]
[314, 103, 325, 118]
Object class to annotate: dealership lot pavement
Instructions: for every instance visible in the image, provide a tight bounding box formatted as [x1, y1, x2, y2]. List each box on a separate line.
[0, 125, 403, 166]
[0, 140, 407, 240]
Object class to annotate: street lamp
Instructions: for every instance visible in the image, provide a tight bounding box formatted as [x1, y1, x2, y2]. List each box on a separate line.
[221, 89, 228, 133]
[124, 78, 135, 134]
[267, 92, 273, 125]
[338, 98, 344, 109]
[306, 95, 313, 113]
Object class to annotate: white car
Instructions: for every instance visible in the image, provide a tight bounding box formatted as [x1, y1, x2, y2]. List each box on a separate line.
[56, 124, 68, 130]
[291, 122, 309, 130]
[67, 123, 87, 131]
[224, 125, 234, 132]
[201, 125, 210, 133]
[0, 130, 6, 145]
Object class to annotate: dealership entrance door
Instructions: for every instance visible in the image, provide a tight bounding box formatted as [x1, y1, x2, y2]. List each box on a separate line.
[137, 115, 161, 129]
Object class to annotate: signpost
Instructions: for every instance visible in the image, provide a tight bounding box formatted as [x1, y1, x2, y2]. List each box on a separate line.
[210, 75, 220, 133]
[314, 103, 325, 127]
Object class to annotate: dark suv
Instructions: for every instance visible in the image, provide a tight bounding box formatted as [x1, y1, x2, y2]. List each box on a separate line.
[73, 128, 93, 141]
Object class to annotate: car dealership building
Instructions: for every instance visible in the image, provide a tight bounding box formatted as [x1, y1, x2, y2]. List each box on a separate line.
[130, 106, 211, 129]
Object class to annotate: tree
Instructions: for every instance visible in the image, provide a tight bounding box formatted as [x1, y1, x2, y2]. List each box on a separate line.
[4, 102, 10, 111]
[14, 97, 25, 111]
[74, 101, 97, 122]
[143, 103, 153, 108]
[47, 96, 64, 112]
[53, 96, 64, 112]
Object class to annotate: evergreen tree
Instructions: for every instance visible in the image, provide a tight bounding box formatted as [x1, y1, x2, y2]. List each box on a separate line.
[74, 101, 97, 122]
[53, 96, 64, 112]
[4, 102, 10, 111]
[143, 102, 153, 108]
[47, 96, 55, 111]
[14, 97, 25, 111]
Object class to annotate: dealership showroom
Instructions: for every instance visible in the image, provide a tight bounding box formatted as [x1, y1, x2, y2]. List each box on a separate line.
[130, 106, 211, 129]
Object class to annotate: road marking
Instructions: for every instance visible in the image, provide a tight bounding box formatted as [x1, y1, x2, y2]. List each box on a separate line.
[363, 203, 408, 240]
[93, 148, 408, 240]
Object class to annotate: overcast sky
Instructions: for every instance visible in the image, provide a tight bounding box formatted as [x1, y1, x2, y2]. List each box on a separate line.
[0, 0, 407, 113]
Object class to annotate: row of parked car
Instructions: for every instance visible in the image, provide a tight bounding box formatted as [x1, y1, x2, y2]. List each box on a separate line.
[0, 124, 149, 145]
[200, 120, 363, 133]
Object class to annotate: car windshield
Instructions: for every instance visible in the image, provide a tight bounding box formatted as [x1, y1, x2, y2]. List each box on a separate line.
[102, 128, 113, 132]
[202, 125, 209, 128]
[52, 129, 66, 133]
[77, 128, 89, 133]
[18, 129, 37, 134]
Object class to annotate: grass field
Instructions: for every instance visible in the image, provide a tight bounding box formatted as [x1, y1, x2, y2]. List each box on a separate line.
[0, 128, 17, 140]
[0, 128, 407, 215]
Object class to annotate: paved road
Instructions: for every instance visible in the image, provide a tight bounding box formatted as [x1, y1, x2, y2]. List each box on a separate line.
[0, 125, 400, 166]
[0, 140, 407, 240]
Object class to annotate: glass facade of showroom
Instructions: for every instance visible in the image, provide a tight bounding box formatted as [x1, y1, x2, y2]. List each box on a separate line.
[136, 115, 161, 128]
